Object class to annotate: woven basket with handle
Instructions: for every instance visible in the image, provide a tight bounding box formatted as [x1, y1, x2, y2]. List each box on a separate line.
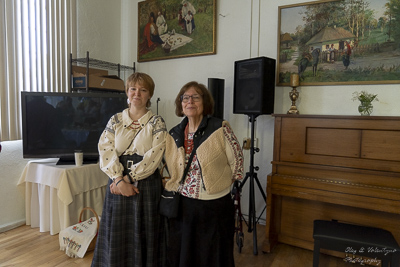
[79, 207, 100, 252]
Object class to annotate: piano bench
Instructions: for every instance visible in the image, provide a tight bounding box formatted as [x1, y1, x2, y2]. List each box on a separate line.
[313, 220, 400, 267]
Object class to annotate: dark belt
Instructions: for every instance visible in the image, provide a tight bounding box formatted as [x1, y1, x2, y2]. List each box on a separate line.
[119, 154, 143, 182]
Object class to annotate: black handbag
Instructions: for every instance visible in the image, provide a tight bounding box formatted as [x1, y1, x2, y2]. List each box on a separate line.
[159, 190, 180, 219]
[160, 141, 198, 219]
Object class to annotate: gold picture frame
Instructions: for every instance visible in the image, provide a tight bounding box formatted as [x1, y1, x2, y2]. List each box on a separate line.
[277, 0, 400, 86]
[138, 0, 216, 62]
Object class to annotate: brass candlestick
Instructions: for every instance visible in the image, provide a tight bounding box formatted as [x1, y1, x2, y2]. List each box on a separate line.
[287, 73, 300, 114]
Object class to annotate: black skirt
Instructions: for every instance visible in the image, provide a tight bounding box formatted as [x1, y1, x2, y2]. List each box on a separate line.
[167, 194, 235, 267]
[91, 155, 166, 267]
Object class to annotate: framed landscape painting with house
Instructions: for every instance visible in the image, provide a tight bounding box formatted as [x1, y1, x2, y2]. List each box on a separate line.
[138, 0, 216, 62]
[277, 0, 400, 86]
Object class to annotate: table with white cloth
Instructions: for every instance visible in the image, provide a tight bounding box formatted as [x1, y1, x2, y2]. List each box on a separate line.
[17, 159, 109, 235]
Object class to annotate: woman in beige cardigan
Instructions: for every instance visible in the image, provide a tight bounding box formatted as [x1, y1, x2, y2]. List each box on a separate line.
[164, 81, 244, 267]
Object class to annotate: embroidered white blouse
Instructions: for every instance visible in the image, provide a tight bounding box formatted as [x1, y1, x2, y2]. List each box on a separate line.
[98, 109, 167, 182]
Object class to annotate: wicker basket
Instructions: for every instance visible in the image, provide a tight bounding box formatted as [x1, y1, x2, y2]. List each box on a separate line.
[79, 207, 100, 252]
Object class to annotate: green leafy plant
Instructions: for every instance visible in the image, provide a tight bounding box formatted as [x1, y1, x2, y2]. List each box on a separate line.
[352, 91, 379, 116]
[352, 91, 379, 103]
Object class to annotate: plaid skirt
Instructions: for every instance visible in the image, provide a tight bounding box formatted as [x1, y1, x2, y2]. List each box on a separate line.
[91, 158, 166, 267]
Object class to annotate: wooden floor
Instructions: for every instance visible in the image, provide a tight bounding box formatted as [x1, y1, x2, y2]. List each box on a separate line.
[0, 224, 357, 267]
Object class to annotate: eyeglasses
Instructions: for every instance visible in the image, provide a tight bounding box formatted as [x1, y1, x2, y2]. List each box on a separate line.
[181, 94, 202, 103]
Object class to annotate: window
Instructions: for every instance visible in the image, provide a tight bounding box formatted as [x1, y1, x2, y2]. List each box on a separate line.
[0, 0, 76, 141]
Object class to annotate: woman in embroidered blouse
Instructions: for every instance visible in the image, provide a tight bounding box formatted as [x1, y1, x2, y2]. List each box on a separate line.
[164, 81, 244, 267]
[92, 72, 167, 267]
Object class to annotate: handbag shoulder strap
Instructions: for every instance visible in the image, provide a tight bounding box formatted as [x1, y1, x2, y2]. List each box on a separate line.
[124, 114, 155, 153]
[179, 118, 208, 185]
[179, 140, 199, 185]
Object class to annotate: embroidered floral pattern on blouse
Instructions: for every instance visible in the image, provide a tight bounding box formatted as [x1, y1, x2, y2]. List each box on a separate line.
[180, 132, 202, 198]
[223, 124, 244, 180]
[150, 115, 167, 134]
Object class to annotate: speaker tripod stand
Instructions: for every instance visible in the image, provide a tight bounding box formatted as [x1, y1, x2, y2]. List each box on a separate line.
[239, 114, 267, 255]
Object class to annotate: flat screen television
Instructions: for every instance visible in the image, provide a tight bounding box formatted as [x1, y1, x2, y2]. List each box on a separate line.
[21, 91, 127, 164]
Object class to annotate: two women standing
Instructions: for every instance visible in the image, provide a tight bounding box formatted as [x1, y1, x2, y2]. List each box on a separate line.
[93, 75, 243, 267]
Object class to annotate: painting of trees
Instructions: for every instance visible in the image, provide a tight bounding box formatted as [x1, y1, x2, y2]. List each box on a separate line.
[277, 0, 400, 86]
[384, 0, 400, 42]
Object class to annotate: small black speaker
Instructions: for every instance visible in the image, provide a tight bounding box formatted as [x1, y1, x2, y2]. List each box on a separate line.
[208, 78, 225, 120]
[233, 56, 276, 115]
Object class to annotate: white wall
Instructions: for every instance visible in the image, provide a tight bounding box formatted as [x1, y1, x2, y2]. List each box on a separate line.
[1, 0, 399, 231]
[76, 0, 122, 65]
[0, 140, 30, 232]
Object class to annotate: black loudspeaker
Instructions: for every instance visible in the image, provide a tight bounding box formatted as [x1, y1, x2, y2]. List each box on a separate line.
[233, 56, 276, 115]
[208, 78, 225, 120]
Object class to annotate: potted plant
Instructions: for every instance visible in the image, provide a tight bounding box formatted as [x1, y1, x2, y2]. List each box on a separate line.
[352, 91, 379, 116]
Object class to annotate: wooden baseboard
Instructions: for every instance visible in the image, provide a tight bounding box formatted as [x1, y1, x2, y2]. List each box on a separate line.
[0, 220, 26, 233]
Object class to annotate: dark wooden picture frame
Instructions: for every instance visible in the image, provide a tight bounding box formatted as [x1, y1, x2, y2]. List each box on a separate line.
[277, 0, 400, 86]
[138, 0, 216, 62]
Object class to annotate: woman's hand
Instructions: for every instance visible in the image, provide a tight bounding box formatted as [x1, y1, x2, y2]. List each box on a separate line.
[115, 176, 140, 197]
[110, 179, 122, 195]
[122, 175, 132, 184]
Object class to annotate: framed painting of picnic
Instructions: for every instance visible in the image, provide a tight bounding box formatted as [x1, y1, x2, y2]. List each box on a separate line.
[277, 0, 400, 86]
[138, 0, 216, 62]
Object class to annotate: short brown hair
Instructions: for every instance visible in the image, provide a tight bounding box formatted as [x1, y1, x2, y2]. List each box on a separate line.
[174, 81, 214, 117]
[125, 72, 155, 108]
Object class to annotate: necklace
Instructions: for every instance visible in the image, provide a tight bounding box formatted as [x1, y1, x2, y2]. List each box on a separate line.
[184, 124, 194, 155]
[129, 120, 141, 130]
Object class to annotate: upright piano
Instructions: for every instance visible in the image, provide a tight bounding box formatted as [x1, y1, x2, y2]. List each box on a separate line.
[263, 114, 400, 257]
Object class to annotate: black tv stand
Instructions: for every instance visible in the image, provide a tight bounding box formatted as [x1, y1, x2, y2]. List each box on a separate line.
[56, 157, 75, 165]
[56, 156, 99, 165]
[83, 157, 99, 165]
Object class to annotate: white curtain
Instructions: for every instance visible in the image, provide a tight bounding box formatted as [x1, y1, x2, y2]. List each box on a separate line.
[0, 0, 76, 141]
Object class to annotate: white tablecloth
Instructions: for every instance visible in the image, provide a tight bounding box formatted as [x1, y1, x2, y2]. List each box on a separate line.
[160, 32, 193, 51]
[17, 159, 109, 235]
